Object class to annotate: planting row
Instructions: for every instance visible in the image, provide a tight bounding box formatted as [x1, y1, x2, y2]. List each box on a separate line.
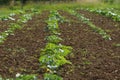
[0, 10, 72, 80]
[0, 8, 40, 32]
[81, 8, 120, 22]
[58, 10, 120, 80]
[76, 9, 120, 47]
[0, 13, 16, 21]
[0, 9, 41, 80]
[0, 8, 39, 21]
[0, 9, 41, 44]
[66, 9, 112, 40]
[39, 10, 72, 80]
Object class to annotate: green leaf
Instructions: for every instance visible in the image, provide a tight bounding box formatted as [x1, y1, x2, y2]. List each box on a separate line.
[44, 73, 63, 80]
[46, 35, 62, 44]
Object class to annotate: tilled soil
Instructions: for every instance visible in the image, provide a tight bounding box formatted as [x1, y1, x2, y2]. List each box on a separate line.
[77, 10, 120, 44]
[58, 11, 120, 80]
[0, 11, 49, 78]
[0, 15, 19, 33]
[0, 10, 120, 80]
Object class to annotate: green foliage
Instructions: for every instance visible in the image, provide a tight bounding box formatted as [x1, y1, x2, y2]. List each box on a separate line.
[50, 10, 65, 23]
[88, 23, 111, 40]
[46, 10, 66, 34]
[113, 43, 120, 47]
[18, 14, 32, 23]
[67, 9, 90, 23]
[15, 74, 37, 80]
[44, 73, 63, 80]
[39, 43, 72, 70]
[0, 23, 21, 44]
[85, 8, 120, 21]
[115, 44, 120, 47]
[10, 23, 22, 30]
[0, 15, 10, 21]
[30, 8, 41, 14]
[0, 8, 40, 45]
[67, 9, 111, 40]
[40, 11, 72, 72]
[39, 10, 73, 80]
[102, 0, 114, 4]
[0, 13, 15, 21]
[46, 35, 63, 44]
[46, 19, 59, 34]
[0, 74, 37, 80]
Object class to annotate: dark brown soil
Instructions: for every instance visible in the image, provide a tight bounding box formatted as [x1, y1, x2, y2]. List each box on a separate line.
[0, 11, 49, 78]
[77, 10, 120, 44]
[0, 10, 120, 80]
[0, 20, 14, 33]
[0, 15, 19, 33]
[58, 11, 120, 80]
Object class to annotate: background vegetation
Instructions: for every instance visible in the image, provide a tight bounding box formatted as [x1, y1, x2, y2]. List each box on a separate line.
[0, 0, 120, 18]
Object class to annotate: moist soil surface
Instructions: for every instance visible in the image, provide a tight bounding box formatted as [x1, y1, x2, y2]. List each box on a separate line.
[0, 15, 20, 33]
[0, 11, 49, 79]
[58, 10, 120, 80]
[77, 10, 120, 44]
[0, 10, 120, 80]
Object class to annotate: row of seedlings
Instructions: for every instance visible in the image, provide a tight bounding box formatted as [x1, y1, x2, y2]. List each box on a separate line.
[0, 10, 27, 21]
[0, 9, 41, 80]
[0, 8, 38, 21]
[81, 8, 120, 22]
[0, 74, 37, 80]
[0, 8, 41, 44]
[39, 10, 72, 80]
[0, 13, 16, 21]
[67, 9, 112, 40]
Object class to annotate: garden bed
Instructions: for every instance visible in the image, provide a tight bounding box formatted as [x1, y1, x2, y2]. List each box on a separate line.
[0, 10, 119, 80]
